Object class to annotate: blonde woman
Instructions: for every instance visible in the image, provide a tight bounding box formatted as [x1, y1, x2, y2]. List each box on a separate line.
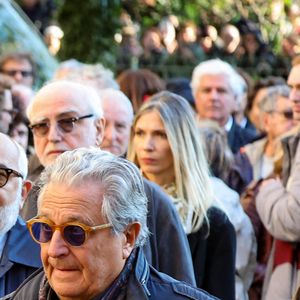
[127, 91, 236, 300]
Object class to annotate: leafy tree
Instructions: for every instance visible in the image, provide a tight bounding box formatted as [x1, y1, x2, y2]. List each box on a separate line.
[56, 0, 122, 68]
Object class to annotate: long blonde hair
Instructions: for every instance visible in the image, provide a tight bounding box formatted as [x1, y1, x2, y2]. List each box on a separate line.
[127, 91, 214, 232]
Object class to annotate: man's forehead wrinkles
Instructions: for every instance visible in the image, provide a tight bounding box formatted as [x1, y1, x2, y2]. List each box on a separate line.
[30, 108, 83, 123]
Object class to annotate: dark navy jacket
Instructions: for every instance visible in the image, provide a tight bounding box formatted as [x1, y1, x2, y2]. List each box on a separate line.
[227, 118, 257, 154]
[9, 248, 218, 300]
[0, 217, 42, 297]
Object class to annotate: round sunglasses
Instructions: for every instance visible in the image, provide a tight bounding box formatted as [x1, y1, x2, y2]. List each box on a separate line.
[27, 218, 112, 247]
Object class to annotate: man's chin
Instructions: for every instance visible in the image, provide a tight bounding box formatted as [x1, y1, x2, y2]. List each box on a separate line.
[43, 151, 65, 166]
[102, 146, 122, 156]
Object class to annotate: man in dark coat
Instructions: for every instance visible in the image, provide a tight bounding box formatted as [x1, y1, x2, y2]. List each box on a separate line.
[191, 58, 256, 153]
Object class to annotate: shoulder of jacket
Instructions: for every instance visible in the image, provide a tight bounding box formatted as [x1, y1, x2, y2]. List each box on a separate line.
[172, 283, 219, 299]
[10, 268, 44, 299]
[148, 266, 218, 300]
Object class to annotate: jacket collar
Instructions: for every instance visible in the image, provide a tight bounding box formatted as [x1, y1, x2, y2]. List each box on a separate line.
[121, 247, 150, 299]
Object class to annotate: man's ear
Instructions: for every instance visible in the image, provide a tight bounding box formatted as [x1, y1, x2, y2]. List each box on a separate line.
[122, 222, 141, 259]
[95, 117, 106, 146]
[20, 180, 32, 210]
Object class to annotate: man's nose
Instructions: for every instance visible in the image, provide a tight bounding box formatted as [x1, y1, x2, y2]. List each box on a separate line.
[14, 71, 23, 83]
[209, 89, 219, 99]
[47, 123, 62, 142]
[47, 230, 69, 258]
[105, 124, 116, 141]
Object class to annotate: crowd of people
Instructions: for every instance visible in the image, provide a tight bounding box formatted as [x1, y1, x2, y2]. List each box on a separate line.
[13, 1, 300, 80]
[1, 10, 300, 300]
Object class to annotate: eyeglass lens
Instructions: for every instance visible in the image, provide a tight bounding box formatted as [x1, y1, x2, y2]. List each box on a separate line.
[31, 222, 86, 246]
[0, 169, 8, 187]
[0, 168, 23, 187]
[283, 110, 293, 119]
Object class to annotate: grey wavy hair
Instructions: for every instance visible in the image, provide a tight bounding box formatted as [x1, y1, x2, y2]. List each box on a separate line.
[190, 58, 243, 99]
[259, 84, 291, 113]
[37, 148, 149, 247]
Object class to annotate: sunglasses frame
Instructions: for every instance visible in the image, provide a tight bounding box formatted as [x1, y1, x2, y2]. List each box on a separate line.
[0, 167, 24, 188]
[27, 217, 112, 247]
[1, 69, 33, 78]
[29, 114, 94, 137]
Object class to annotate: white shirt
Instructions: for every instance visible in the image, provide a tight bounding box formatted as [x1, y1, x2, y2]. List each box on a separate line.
[224, 115, 234, 132]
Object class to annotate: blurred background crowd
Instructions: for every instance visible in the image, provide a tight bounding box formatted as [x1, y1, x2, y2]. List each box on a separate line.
[2, 1, 300, 300]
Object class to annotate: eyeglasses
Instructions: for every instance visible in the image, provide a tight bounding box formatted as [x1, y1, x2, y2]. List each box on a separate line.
[29, 114, 94, 137]
[280, 110, 293, 120]
[270, 110, 293, 120]
[0, 167, 24, 188]
[27, 218, 112, 247]
[1, 108, 17, 117]
[1, 69, 33, 78]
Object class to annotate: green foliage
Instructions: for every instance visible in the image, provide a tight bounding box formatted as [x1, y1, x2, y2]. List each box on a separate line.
[55, 0, 293, 75]
[56, 0, 122, 68]
[124, 0, 292, 51]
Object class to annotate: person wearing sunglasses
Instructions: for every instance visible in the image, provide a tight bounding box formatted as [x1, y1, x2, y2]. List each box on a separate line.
[10, 148, 216, 300]
[243, 84, 295, 181]
[0, 53, 35, 88]
[21, 80, 196, 287]
[0, 133, 41, 297]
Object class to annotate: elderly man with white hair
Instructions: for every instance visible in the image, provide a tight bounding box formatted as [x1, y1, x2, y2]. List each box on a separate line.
[191, 58, 256, 153]
[0, 133, 41, 297]
[100, 88, 134, 157]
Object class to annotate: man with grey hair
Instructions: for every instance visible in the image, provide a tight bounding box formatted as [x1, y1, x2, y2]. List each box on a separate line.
[22, 80, 196, 286]
[11, 148, 216, 299]
[100, 88, 134, 157]
[244, 85, 294, 180]
[191, 58, 256, 153]
[0, 133, 41, 297]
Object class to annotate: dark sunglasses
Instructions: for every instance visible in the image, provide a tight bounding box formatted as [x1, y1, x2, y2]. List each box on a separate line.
[29, 114, 94, 137]
[1, 69, 33, 78]
[0, 167, 24, 188]
[27, 218, 112, 247]
[281, 110, 294, 120]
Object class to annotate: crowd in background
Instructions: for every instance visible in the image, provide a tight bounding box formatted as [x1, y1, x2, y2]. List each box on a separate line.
[14, 0, 300, 79]
[1, 1, 300, 300]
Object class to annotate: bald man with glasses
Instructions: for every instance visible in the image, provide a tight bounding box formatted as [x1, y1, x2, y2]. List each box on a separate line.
[0, 133, 41, 297]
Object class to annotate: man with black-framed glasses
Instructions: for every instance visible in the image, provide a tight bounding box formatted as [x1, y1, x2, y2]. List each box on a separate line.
[0, 133, 41, 297]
